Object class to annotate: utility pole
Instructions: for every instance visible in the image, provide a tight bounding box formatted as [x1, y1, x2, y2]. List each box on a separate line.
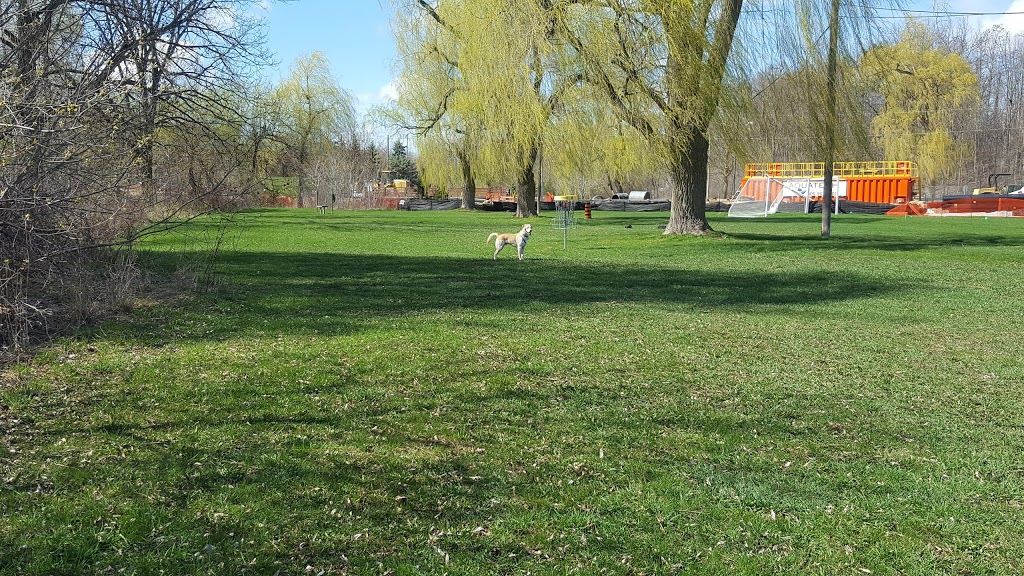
[822, 0, 840, 238]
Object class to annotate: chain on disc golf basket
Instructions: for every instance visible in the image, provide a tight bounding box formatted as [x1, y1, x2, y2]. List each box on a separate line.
[551, 195, 579, 249]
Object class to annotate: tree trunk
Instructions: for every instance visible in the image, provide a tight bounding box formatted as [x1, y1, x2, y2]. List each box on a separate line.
[296, 138, 308, 208]
[606, 174, 625, 196]
[664, 128, 712, 235]
[139, 106, 156, 188]
[515, 147, 539, 218]
[659, 0, 743, 235]
[515, 160, 538, 218]
[137, 33, 168, 194]
[459, 151, 476, 209]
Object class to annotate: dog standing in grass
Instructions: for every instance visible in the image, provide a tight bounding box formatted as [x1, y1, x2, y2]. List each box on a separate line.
[487, 223, 532, 260]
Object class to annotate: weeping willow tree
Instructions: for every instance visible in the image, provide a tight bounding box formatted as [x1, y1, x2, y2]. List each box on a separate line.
[741, 62, 874, 165]
[544, 83, 661, 198]
[557, 0, 745, 234]
[713, 0, 895, 235]
[457, 0, 552, 217]
[274, 52, 357, 207]
[395, 0, 748, 225]
[859, 20, 979, 191]
[393, 1, 898, 230]
[389, 0, 477, 209]
[776, 0, 875, 235]
[564, 1, 908, 234]
[392, 0, 582, 217]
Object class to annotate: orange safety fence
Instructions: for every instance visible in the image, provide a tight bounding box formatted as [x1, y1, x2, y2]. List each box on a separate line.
[886, 196, 1024, 216]
[448, 186, 516, 203]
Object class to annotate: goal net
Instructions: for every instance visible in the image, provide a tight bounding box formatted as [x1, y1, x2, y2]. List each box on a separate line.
[727, 176, 846, 218]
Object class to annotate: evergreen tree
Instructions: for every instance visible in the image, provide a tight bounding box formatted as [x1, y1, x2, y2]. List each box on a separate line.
[390, 141, 421, 190]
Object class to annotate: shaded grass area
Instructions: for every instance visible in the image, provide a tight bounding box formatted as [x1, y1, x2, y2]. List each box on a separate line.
[117, 251, 904, 345]
[2, 209, 1024, 575]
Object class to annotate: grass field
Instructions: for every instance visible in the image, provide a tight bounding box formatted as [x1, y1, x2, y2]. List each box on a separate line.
[2, 208, 1024, 575]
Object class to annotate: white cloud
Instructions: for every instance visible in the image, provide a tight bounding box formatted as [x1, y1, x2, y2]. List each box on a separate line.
[355, 79, 398, 111]
[942, 0, 1024, 33]
[377, 80, 399, 103]
[978, 0, 1024, 33]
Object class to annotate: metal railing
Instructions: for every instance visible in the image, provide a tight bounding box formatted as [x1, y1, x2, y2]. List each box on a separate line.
[745, 161, 918, 179]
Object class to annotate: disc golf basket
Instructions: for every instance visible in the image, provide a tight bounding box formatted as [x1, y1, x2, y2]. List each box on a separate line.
[551, 195, 578, 249]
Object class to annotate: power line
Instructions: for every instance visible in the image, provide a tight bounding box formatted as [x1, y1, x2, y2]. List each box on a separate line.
[746, 4, 1024, 21]
[856, 4, 1024, 17]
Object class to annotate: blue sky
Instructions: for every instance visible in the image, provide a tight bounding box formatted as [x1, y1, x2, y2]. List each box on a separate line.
[259, 0, 1023, 120]
[261, 0, 397, 118]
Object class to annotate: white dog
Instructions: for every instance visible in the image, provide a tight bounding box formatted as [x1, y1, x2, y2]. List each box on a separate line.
[487, 223, 532, 260]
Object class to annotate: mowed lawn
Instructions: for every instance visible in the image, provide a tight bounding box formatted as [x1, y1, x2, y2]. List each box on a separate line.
[2, 208, 1024, 575]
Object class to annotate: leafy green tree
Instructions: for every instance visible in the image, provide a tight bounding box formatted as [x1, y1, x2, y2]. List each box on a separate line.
[559, 0, 745, 234]
[393, 1, 754, 227]
[389, 140, 420, 189]
[389, 0, 480, 208]
[392, 0, 580, 217]
[393, 0, 899, 229]
[391, 0, 505, 212]
[274, 52, 357, 206]
[544, 85, 660, 198]
[859, 21, 979, 187]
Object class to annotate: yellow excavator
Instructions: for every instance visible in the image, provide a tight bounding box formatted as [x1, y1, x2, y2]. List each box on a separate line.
[972, 173, 1022, 195]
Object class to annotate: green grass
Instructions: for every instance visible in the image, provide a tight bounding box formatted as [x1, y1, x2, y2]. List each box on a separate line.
[3, 208, 1024, 575]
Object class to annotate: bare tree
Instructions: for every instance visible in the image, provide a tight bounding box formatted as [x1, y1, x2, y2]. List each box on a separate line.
[962, 25, 1024, 190]
[83, 0, 269, 187]
[273, 52, 357, 207]
[305, 138, 379, 209]
[0, 0, 270, 356]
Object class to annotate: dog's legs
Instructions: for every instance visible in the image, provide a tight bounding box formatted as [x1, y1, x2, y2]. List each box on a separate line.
[517, 243, 525, 260]
[493, 241, 504, 260]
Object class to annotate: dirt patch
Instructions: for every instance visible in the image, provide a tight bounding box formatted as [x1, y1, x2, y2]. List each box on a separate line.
[1, 370, 20, 390]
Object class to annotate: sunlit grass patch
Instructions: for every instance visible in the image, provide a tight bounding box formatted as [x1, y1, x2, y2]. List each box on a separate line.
[3, 209, 1023, 574]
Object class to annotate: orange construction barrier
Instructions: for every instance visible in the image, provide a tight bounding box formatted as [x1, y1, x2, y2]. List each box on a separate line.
[743, 161, 919, 205]
[885, 203, 928, 216]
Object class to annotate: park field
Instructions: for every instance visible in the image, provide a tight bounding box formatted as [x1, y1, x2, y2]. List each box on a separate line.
[2, 209, 1024, 575]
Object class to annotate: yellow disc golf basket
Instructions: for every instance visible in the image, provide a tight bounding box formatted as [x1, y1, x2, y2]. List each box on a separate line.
[551, 195, 578, 249]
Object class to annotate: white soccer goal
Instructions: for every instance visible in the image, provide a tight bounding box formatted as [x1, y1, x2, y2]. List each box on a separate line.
[727, 176, 846, 218]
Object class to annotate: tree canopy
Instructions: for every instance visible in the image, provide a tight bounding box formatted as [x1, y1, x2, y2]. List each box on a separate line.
[391, 0, 576, 216]
[392, 1, 974, 231]
[859, 21, 980, 186]
[274, 52, 358, 197]
[391, 0, 747, 231]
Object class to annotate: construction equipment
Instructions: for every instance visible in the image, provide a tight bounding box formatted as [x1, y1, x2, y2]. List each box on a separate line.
[972, 173, 1018, 195]
[740, 161, 918, 207]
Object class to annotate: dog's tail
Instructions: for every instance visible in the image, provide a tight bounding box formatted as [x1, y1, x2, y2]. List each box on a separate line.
[486, 233, 498, 244]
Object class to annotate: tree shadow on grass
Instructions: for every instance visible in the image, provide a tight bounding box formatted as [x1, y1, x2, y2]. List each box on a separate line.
[713, 214, 1024, 251]
[120, 250, 905, 345]
[721, 230, 1024, 252]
